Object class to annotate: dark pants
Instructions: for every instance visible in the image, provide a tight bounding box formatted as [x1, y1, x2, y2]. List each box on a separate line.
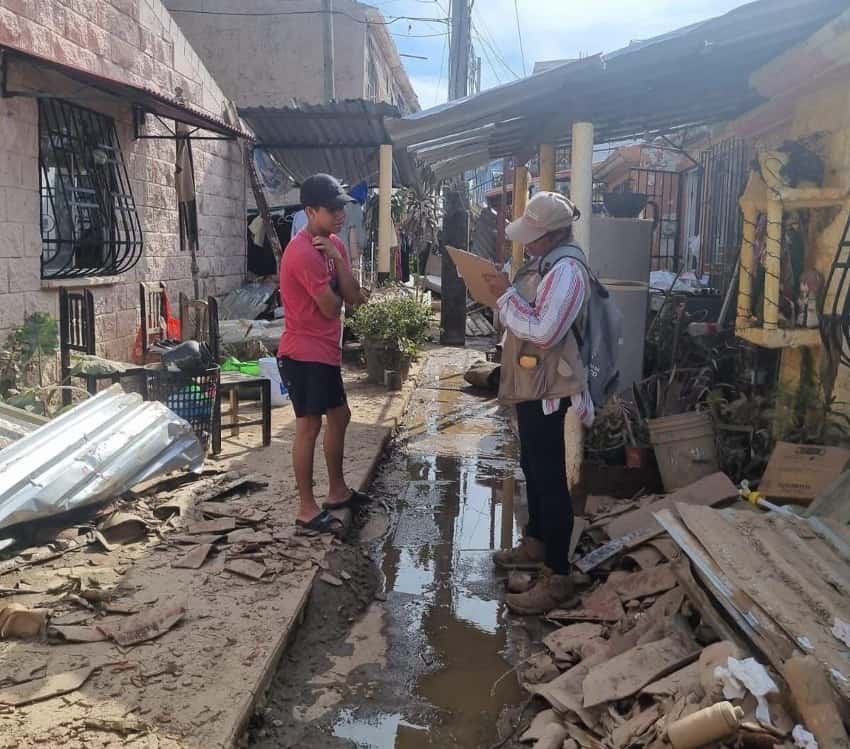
[517, 399, 573, 575]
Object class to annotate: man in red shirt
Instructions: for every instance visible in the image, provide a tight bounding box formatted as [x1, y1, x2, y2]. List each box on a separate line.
[278, 174, 369, 536]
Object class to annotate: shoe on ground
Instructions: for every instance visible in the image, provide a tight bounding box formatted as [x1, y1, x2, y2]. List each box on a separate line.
[506, 568, 575, 616]
[492, 536, 545, 571]
[507, 571, 535, 594]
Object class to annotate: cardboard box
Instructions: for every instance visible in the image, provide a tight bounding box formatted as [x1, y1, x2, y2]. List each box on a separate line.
[446, 245, 502, 308]
[758, 442, 850, 504]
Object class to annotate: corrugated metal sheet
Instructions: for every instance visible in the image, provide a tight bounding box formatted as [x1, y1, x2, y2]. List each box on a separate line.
[388, 0, 848, 177]
[0, 385, 205, 531]
[0, 404, 47, 451]
[241, 100, 417, 186]
[2, 47, 252, 139]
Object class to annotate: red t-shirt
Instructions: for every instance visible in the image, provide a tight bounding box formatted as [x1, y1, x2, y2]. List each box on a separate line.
[278, 229, 349, 366]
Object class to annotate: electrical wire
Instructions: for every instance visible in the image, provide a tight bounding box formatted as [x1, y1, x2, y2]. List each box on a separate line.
[472, 30, 503, 85]
[433, 22, 450, 105]
[167, 8, 449, 24]
[513, 0, 527, 76]
[391, 30, 449, 37]
[471, 12, 520, 79]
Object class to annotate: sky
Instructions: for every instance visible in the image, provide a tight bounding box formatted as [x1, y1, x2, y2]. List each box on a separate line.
[372, 0, 752, 110]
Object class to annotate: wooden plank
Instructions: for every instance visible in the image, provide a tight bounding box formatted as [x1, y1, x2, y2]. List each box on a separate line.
[655, 509, 795, 669]
[246, 145, 284, 261]
[607, 564, 678, 601]
[671, 560, 750, 653]
[605, 472, 737, 539]
[677, 505, 850, 699]
[574, 526, 663, 573]
[581, 635, 699, 708]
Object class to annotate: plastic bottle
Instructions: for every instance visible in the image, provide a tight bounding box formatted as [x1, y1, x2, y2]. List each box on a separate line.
[666, 701, 745, 749]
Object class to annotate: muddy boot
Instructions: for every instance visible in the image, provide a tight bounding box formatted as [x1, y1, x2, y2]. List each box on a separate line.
[506, 569, 575, 616]
[492, 537, 545, 571]
[507, 571, 534, 594]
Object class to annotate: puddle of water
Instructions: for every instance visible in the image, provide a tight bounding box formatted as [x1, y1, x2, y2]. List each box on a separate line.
[334, 356, 527, 747]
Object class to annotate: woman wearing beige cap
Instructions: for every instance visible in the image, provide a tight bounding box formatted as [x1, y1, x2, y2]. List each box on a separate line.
[486, 191, 594, 616]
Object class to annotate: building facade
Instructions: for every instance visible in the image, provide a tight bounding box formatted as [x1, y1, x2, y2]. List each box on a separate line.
[161, 0, 420, 114]
[0, 0, 249, 365]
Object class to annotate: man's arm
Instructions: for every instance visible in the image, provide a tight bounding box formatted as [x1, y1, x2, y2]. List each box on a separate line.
[313, 236, 368, 307]
[313, 286, 344, 319]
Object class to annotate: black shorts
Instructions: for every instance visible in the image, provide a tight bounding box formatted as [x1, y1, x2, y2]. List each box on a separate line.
[278, 357, 347, 418]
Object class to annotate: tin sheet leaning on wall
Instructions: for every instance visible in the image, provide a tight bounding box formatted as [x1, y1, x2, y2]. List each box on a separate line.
[0, 385, 204, 531]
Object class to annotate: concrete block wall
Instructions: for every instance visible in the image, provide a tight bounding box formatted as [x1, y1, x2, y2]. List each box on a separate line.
[161, 0, 368, 107]
[0, 0, 248, 369]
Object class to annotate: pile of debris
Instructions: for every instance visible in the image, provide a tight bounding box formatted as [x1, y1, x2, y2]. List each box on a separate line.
[512, 472, 850, 749]
[0, 465, 336, 743]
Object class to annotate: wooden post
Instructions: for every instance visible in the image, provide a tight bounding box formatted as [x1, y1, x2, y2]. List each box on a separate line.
[511, 162, 529, 279]
[440, 189, 468, 346]
[377, 143, 393, 281]
[737, 172, 766, 331]
[738, 204, 757, 328]
[245, 145, 283, 262]
[539, 143, 556, 192]
[764, 196, 782, 330]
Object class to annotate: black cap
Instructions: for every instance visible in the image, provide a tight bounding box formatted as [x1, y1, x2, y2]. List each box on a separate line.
[299, 174, 355, 210]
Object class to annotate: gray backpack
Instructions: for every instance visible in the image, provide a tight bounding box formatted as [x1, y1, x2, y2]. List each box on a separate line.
[540, 244, 624, 409]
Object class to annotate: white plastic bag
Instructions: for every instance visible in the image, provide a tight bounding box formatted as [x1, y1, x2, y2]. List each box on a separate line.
[259, 357, 290, 407]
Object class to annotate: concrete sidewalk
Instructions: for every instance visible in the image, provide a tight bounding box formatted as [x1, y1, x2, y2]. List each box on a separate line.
[0, 361, 424, 749]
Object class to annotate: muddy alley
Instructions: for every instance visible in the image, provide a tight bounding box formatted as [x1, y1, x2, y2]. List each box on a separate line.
[248, 346, 533, 748]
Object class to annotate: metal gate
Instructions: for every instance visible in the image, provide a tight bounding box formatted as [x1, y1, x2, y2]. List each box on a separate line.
[628, 167, 683, 272]
[698, 138, 752, 292]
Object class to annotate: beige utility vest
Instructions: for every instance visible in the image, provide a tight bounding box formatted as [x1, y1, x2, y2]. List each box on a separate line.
[498, 253, 588, 406]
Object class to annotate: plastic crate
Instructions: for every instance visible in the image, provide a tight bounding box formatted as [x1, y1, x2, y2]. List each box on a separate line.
[147, 366, 220, 449]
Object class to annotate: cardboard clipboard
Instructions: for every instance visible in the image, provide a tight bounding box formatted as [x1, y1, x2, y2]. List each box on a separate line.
[446, 245, 503, 308]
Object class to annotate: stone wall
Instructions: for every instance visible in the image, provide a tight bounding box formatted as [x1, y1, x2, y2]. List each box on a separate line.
[0, 0, 247, 367]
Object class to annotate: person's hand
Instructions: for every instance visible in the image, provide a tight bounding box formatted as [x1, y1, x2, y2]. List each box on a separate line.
[484, 270, 511, 300]
[312, 235, 343, 262]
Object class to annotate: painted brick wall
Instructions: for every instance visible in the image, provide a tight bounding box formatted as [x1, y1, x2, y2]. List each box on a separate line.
[0, 0, 247, 368]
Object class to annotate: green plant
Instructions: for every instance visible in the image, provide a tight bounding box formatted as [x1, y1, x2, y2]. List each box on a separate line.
[0, 312, 73, 416]
[12, 313, 58, 387]
[401, 169, 440, 257]
[347, 293, 432, 356]
[586, 396, 648, 452]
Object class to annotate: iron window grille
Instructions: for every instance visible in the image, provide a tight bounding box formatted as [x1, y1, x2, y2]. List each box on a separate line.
[39, 99, 143, 279]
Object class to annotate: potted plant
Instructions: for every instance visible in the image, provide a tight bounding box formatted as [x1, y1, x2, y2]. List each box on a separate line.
[347, 293, 432, 384]
[585, 396, 649, 466]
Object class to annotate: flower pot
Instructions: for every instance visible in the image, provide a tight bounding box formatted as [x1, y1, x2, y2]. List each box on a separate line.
[586, 445, 627, 466]
[362, 340, 410, 385]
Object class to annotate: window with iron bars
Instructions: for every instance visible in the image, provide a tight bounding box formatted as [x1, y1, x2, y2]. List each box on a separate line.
[39, 99, 143, 279]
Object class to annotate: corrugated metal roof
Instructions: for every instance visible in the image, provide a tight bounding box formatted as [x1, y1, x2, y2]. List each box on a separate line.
[2, 47, 252, 140]
[0, 385, 204, 532]
[241, 100, 417, 186]
[389, 0, 848, 177]
[0, 404, 47, 451]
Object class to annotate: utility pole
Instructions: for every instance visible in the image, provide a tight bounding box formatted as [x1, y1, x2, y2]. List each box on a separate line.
[448, 0, 471, 101]
[322, 0, 335, 102]
[441, 0, 472, 346]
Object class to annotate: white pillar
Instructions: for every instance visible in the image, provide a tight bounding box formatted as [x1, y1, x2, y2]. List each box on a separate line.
[378, 143, 393, 276]
[567, 121, 594, 494]
[570, 122, 594, 255]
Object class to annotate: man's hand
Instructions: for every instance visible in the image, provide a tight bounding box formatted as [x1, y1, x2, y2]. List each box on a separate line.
[312, 235, 343, 262]
[484, 270, 512, 300]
